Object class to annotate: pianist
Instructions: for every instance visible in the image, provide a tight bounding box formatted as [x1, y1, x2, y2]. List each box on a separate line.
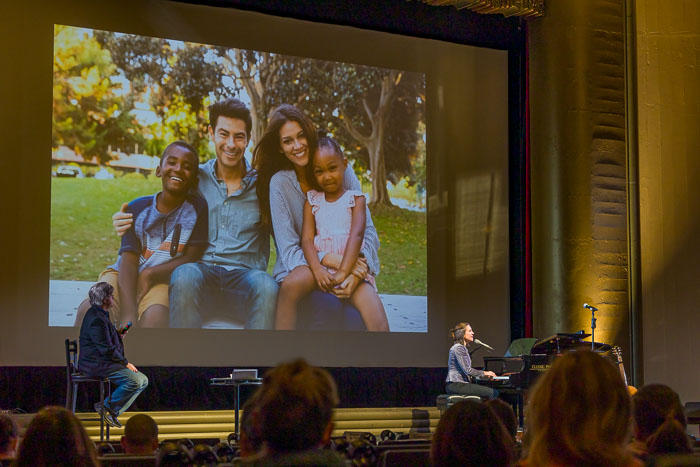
[446, 322, 498, 399]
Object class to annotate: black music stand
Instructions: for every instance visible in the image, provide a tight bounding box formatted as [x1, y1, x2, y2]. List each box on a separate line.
[210, 377, 262, 437]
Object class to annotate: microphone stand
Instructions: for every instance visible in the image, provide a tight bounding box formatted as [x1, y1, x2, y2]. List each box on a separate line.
[468, 344, 484, 357]
[590, 307, 596, 351]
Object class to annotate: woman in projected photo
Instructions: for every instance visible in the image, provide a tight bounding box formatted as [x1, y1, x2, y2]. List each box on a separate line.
[253, 104, 382, 331]
[285, 136, 388, 331]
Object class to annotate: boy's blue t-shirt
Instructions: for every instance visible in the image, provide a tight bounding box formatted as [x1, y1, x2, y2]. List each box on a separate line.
[108, 192, 209, 273]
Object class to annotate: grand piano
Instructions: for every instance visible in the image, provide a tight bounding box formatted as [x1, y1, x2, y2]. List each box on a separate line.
[475, 332, 612, 424]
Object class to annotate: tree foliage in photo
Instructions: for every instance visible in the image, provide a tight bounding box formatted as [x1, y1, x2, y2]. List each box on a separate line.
[53, 25, 144, 163]
[54, 26, 426, 199]
[95, 31, 225, 159]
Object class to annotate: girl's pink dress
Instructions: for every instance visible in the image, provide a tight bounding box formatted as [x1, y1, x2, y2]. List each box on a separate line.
[307, 189, 376, 289]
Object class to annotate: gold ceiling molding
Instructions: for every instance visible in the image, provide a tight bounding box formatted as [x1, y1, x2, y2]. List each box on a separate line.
[423, 0, 544, 18]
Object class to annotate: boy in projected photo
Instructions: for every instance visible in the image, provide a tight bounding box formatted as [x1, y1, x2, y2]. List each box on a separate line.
[74, 141, 208, 328]
[275, 137, 388, 331]
[113, 98, 279, 329]
[254, 104, 380, 331]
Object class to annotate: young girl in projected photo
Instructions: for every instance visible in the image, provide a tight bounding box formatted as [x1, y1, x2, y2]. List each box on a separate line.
[275, 137, 389, 331]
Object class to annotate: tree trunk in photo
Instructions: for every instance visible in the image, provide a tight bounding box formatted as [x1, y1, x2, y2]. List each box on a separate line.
[341, 71, 400, 207]
[225, 50, 282, 147]
[367, 129, 392, 206]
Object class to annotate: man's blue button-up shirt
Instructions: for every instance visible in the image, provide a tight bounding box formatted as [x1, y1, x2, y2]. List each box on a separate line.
[196, 158, 269, 271]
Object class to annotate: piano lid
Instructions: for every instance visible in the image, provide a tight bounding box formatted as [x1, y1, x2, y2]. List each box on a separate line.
[531, 332, 591, 354]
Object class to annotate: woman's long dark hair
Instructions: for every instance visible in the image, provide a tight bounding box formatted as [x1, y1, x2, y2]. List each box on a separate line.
[252, 104, 318, 229]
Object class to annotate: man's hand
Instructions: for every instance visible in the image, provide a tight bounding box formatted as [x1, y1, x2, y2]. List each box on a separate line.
[483, 370, 497, 379]
[126, 362, 138, 373]
[119, 322, 133, 337]
[333, 274, 361, 299]
[113, 203, 133, 237]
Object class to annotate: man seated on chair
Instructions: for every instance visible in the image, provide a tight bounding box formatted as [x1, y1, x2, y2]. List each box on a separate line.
[121, 414, 159, 455]
[78, 281, 148, 429]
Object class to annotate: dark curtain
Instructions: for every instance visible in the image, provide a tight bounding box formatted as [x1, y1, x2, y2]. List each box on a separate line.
[0, 366, 446, 413]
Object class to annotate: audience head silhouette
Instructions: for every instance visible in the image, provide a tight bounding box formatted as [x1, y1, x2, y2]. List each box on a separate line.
[484, 398, 518, 440]
[12, 406, 98, 467]
[256, 358, 339, 454]
[0, 414, 19, 460]
[121, 413, 159, 455]
[633, 383, 692, 455]
[525, 350, 634, 467]
[238, 389, 263, 457]
[431, 399, 512, 467]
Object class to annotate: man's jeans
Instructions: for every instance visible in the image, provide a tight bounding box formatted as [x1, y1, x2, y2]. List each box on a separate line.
[169, 263, 278, 329]
[103, 367, 148, 416]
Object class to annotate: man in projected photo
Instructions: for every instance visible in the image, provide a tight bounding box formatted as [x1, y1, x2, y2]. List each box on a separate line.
[114, 98, 278, 329]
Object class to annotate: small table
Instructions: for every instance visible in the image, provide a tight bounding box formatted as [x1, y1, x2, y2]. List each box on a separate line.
[685, 402, 700, 437]
[210, 377, 263, 436]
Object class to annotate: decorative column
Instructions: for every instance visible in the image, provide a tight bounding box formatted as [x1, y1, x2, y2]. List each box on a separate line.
[528, 0, 630, 353]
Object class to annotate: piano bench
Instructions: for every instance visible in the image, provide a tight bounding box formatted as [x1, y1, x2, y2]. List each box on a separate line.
[436, 394, 482, 415]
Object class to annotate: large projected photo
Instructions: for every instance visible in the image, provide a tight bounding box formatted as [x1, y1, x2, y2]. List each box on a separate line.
[50, 25, 427, 332]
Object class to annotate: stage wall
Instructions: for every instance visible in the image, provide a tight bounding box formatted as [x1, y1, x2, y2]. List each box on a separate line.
[0, 0, 517, 369]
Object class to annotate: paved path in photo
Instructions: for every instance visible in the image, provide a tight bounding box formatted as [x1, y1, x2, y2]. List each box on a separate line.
[49, 280, 427, 332]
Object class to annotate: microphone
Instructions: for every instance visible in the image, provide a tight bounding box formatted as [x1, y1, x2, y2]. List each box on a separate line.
[474, 339, 494, 352]
[120, 321, 133, 335]
[583, 303, 598, 312]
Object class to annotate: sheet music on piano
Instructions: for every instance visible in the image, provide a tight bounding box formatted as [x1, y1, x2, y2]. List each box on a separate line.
[477, 375, 510, 381]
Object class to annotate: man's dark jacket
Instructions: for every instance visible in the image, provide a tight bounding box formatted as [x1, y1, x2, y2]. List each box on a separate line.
[78, 306, 128, 376]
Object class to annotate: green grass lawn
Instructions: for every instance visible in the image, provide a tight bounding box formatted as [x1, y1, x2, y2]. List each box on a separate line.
[50, 177, 162, 282]
[371, 205, 427, 296]
[51, 178, 427, 295]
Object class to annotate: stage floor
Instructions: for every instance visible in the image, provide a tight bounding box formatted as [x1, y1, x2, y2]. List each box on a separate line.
[7, 407, 438, 441]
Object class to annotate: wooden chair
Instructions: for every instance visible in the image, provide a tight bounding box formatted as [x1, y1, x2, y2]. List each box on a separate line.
[65, 339, 111, 440]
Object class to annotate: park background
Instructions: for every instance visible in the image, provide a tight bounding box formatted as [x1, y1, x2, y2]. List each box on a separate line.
[50, 24, 427, 298]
